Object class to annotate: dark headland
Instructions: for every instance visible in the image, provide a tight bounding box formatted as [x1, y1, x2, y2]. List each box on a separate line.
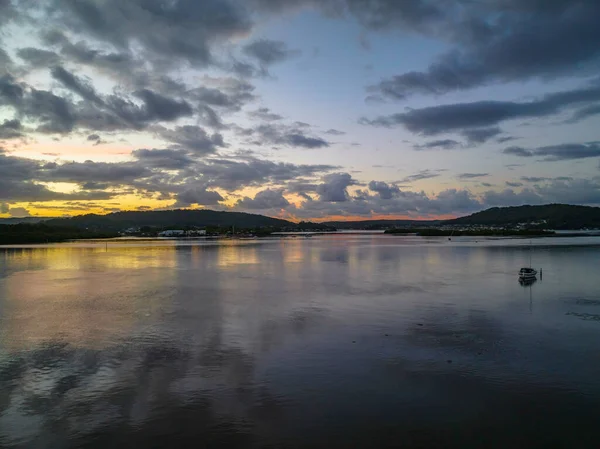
[1, 204, 599, 244]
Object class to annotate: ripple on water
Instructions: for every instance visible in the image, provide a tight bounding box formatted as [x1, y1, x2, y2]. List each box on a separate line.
[566, 312, 600, 321]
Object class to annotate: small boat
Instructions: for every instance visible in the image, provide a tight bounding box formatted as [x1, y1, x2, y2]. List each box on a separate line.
[518, 267, 537, 280]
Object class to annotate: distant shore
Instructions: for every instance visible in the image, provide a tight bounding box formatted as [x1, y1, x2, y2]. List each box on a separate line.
[384, 228, 555, 237]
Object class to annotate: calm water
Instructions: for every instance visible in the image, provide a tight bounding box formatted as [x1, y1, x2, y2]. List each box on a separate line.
[1, 235, 600, 448]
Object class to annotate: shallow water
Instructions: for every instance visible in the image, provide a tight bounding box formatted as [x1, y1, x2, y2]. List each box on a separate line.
[1, 235, 600, 448]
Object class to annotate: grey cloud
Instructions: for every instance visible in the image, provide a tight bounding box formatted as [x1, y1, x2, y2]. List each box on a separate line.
[286, 181, 319, 194]
[497, 136, 517, 143]
[458, 173, 488, 180]
[242, 39, 300, 66]
[247, 108, 284, 121]
[133, 89, 193, 122]
[53, 0, 252, 67]
[400, 169, 441, 183]
[368, 180, 400, 199]
[316, 172, 357, 202]
[0, 74, 24, 106]
[251, 123, 329, 149]
[175, 185, 224, 207]
[285, 134, 329, 149]
[198, 105, 227, 130]
[361, 83, 600, 135]
[503, 146, 533, 157]
[87, 134, 100, 141]
[504, 142, 600, 161]
[482, 188, 543, 207]
[41, 160, 151, 184]
[51, 66, 105, 105]
[462, 127, 502, 144]
[325, 129, 346, 135]
[157, 125, 225, 155]
[0, 151, 116, 202]
[132, 149, 195, 170]
[414, 139, 461, 150]
[570, 104, 600, 122]
[177, 157, 337, 192]
[0, 119, 23, 139]
[17, 48, 61, 67]
[367, 1, 600, 100]
[26, 89, 77, 134]
[235, 188, 290, 210]
[0, 202, 8, 213]
[506, 181, 523, 187]
[296, 186, 482, 219]
[535, 178, 600, 205]
[521, 177, 549, 183]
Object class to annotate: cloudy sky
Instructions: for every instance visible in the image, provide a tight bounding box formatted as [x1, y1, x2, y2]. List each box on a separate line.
[1, 0, 599, 220]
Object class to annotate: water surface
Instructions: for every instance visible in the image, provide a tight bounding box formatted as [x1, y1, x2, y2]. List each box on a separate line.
[1, 236, 600, 448]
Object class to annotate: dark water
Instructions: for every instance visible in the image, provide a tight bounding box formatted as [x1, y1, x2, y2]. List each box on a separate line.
[1, 235, 600, 448]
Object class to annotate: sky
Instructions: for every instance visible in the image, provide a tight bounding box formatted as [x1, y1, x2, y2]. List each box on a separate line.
[1, 0, 599, 221]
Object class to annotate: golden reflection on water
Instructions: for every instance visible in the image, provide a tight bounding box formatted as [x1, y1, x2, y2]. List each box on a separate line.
[215, 242, 260, 268]
[0, 245, 179, 351]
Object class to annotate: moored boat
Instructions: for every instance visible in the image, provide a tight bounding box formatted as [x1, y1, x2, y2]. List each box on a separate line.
[518, 267, 537, 280]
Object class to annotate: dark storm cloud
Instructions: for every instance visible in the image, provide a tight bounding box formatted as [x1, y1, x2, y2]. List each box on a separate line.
[413, 139, 461, 150]
[461, 127, 502, 144]
[0, 119, 23, 139]
[235, 188, 290, 210]
[361, 83, 600, 135]
[48, 0, 252, 67]
[316, 173, 357, 202]
[458, 173, 488, 180]
[368, 0, 600, 100]
[242, 39, 300, 66]
[503, 142, 600, 161]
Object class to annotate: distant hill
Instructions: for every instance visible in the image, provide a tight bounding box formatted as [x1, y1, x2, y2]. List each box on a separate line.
[322, 219, 439, 230]
[445, 204, 600, 229]
[0, 217, 51, 225]
[0, 223, 116, 244]
[46, 209, 293, 232]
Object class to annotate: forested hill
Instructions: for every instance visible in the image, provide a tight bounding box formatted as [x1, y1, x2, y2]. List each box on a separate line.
[445, 204, 600, 229]
[46, 209, 293, 232]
